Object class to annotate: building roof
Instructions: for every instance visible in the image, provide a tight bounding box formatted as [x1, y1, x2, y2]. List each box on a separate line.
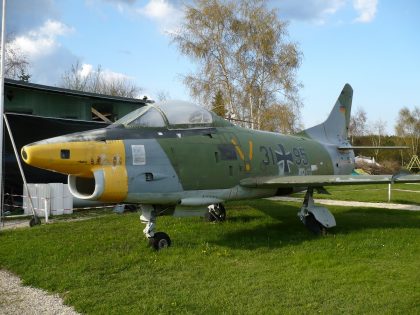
[5, 78, 150, 105]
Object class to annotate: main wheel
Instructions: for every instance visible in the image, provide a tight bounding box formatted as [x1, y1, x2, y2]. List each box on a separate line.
[205, 203, 226, 222]
[150, 232, 172, 250]
[304, 213, 326, 235]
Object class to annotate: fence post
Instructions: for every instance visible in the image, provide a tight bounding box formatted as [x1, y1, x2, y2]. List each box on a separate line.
[44, 198, 48, 223]
[388, 184, 391, 203]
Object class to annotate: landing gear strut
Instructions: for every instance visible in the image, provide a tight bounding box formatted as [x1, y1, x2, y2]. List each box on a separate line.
[140, 205, 171, 250]
[298, 188, 336, 235]
[205, 203, 226, 222]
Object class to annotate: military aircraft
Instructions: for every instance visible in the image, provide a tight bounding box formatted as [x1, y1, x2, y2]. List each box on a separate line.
[21, 84, 420, 249]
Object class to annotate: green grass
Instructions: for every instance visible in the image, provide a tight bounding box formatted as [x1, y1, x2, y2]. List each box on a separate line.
[1, 200, 420, 314]
[292, 183, 420, 205]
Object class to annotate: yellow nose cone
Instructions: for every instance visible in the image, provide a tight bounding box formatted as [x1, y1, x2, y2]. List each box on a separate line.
[21, 146, 29, 162]
[21, 140, 126, 177]
[21, 143, 65, 172]
[21, 142, 89, 175]
[21, 144, 47, 168]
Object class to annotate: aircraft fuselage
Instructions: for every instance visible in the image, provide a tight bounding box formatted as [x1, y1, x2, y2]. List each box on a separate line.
[22, 124, 354, 206]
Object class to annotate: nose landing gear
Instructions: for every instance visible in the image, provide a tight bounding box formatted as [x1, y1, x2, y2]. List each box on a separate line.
[140, 205, 172, 250]
[149, 231, 172, 250]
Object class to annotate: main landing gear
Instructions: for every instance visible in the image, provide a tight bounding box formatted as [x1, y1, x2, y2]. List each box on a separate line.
[140, 205, 171, 250]
[205, 203, 226, 222]
[298, 188, 336, 235]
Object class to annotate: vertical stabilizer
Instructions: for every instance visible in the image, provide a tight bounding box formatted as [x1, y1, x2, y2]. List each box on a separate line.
[303, 84, 353, 145]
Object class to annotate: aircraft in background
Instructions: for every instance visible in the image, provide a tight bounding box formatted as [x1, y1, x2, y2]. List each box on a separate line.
[21, 84, 419, 249]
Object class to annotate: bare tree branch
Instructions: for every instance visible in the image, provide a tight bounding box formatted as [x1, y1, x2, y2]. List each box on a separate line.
[61, 61, 142, 98]
[171, 0, 302, 132]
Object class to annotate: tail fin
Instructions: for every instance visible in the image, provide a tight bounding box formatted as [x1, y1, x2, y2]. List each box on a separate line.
[303, 83, 353, 145]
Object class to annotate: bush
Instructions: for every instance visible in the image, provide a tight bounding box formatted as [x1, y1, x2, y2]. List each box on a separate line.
[356, 160, 401, 175]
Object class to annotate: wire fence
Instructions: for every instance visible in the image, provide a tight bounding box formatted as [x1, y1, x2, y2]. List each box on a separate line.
[0, 192, 117, 229]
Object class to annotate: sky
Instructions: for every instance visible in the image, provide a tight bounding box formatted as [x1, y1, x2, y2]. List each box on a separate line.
[4, 0, 420, 134]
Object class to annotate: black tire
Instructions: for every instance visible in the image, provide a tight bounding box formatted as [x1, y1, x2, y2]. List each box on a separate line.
[151, 232, 171, 250]
[29, 216, 41, 227]
[304, 213, 326, 235]
[205, 204, 226, 222]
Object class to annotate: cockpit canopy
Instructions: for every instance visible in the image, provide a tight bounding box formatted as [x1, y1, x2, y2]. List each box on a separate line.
[113, 100, 232, 129]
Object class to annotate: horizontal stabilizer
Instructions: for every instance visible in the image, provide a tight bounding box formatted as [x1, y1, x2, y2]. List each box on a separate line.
[240, 174, 420, 188]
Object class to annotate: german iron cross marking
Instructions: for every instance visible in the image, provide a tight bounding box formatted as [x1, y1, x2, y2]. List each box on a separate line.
[275, 144, 293, 173]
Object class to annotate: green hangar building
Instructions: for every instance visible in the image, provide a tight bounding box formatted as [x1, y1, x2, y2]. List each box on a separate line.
[3, 78, 147, 202]
[5, 78, 147, 122]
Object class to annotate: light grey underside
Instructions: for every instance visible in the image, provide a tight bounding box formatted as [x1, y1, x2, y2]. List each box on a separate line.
[124, 139, 183, 195]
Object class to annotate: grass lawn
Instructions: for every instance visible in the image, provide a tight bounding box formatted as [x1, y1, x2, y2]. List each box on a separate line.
[292, 183, 420, 205]
[0, 199, 419, 314]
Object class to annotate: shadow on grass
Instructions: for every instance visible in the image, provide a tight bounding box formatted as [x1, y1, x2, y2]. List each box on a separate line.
[213, 200, 313, 250]
[389, 198, 420, 206]
[214, 199, 420, 250]
[333, 207, 420, 234]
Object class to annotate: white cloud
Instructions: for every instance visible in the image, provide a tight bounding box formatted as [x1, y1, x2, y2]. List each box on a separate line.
[80, 63, 134, 82]
[141, 0, 174, 19]
[101, 67, 134, 82]
[102, 0, 136, 4]
[275, 0, 378, 24]
[79, 64, 94, 78]
[5, 0, 58, 34]
[11, 20, 74, 60]
[9, 19, 78, 85]
[276, 0, 346, 24]
[39, 19, 74, 37]
[353, 0, 378, 23]
[136, 0, 184, 34]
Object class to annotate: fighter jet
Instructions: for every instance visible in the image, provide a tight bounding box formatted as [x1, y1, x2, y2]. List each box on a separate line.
[21, 84, 420, 249]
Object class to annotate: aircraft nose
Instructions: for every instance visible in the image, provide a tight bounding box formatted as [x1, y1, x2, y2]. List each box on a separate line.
[21, 147, 28, 161]
[21, 142, 82, 175]
[21, 144, 51, 169]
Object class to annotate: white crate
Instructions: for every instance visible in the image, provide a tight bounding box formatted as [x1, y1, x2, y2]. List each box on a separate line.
[23, 184, 50, 217]
[49, 183, 64, 216]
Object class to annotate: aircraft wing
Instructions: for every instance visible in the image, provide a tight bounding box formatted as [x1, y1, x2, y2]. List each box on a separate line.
[240, 174, 420, 188]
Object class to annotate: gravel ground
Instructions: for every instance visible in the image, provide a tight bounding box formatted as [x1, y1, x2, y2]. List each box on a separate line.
[0, 270, 80, 315]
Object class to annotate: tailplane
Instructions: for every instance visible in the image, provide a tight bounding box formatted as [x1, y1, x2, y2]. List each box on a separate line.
[302, 84, 353, 145]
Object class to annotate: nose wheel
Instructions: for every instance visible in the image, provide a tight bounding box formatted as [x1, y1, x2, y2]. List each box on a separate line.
[140, 205, 172, 251]
[149, 232, 172, 250]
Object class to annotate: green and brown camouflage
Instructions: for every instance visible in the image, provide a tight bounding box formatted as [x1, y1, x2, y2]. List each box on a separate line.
[20, 84, 420, 247]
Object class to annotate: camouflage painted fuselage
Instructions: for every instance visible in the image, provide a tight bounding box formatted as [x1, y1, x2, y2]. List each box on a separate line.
[22, 85, 356, 206]
[21, 123, 354, 206]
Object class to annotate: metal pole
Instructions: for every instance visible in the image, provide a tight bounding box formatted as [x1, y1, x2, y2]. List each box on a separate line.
[44, 198, 48, 223]
[3, 114, 37, 218]
[0, 0, 7, 224]
[388, 183, 391, 203]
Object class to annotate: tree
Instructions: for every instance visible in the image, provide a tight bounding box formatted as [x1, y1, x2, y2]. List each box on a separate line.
[172, 0, 302, 131]
[395, 107, 420, 162]
[259, 103, 300, 134]
[349, 107, 367, 143]
[61, 61, 142, 98]
[156, 90, 171, 102]
[369, 119, 387, 161]
[4, 35, 31, 81]
[211, 90, 226, 117]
